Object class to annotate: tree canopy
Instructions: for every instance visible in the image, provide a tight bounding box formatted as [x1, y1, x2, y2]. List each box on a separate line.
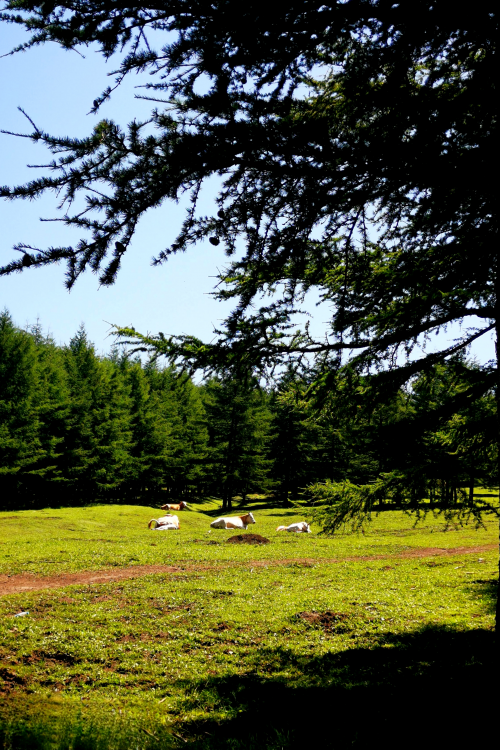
[0, 2, 495, 381]
[0, 2, 497, 500]
[3, 309, 495, 520]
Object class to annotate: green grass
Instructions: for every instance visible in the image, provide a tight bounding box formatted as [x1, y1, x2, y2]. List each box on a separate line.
[0, 500, 497, 749]
[0, 499, 496, 576]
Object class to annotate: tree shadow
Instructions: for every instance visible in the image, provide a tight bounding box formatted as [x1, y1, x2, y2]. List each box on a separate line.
[231, 500, 282, 512]
[174, 625, 496, 749]
[265, 510, 311, 518]
[464, 578, 497, 615]
[198, 501, 280, 517]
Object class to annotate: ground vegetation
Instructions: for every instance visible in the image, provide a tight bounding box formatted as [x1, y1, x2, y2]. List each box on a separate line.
[0, 0, 497, 618]
[0, 500, 496, 748]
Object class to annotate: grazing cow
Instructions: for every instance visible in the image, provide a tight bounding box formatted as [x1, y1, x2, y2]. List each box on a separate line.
[276, 521, 311, 533]
[148, 514, 180, 530]
[210, 512, 256, 530]
[160, 501, 188, 511]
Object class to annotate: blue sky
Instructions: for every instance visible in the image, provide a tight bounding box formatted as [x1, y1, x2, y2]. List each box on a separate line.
[0, 21, 495, 365]
[0, 22, 237, 353]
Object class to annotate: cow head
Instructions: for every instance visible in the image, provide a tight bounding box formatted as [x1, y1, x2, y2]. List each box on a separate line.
[246, 512, 256, 524]
[179, 501, 188, 509]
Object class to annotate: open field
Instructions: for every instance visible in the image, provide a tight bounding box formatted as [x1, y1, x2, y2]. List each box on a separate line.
[0, 500, 497, 749]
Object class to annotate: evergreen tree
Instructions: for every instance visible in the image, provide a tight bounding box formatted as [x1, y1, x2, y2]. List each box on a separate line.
[203, 375, 272, 510]
[331, 387, 412, 492]
[0, 310, 43, 505]
[0, 3, 493, 387]
[0, 3, 494, 504]
[166, 370, 209, 498]
[121, 359, 173, 502]
[271, 373, 411, 506]
[270, 380, 324, 506]
[28, 322, 71, 504]
[60, 326, 132, 501]
[409, 358, 497, 506]
[145, 364, 209, 499]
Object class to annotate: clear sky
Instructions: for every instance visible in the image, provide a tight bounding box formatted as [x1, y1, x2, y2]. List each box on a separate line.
[0, 22, 237, 353]
[0, 21, 495, 365]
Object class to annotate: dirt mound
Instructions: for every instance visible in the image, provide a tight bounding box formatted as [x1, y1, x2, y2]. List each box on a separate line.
[297, 610, 349, 631]
[226, 533, 270, 545]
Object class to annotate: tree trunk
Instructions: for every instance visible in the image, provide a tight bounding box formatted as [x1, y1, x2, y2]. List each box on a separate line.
[443, 478, 450, 507]
[222, 483, 233, 512]
[469, 476, 474, 506]
[281, 471, 290, 507]
[221, 397, 238, 513]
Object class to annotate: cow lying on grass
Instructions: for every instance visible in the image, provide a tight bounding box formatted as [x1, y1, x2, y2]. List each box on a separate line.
[276, 521, 311, 533]
[160, 501, 188, 511]
[148, 514, 180, 530]
[210, 512, 256, 530]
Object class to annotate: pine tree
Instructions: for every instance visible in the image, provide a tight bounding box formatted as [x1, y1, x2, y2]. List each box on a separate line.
[61, 326, 132, 501]
[409, 358, 497, 507]
[0, 4, 494, 503]
[203, 375, 272, 510]
[122, 359, 171, 502]
[167, 371, 209, 498]
[270, 382, 322, 506]
[0, 310, 43, 506]
[28, 322, 71, 505]
[145, 364, 209, 500]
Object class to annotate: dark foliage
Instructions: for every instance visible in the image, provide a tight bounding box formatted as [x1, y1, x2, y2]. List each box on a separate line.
[0, 4, 497, 541]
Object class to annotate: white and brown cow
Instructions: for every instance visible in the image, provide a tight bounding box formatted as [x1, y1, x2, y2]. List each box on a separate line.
[276, 521, 311, 533]
[160, 501, 188, 511]
[148, 514, 180, 530]
[210, 512, 256, 530]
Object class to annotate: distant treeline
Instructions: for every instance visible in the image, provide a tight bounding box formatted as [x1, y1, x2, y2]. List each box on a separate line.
[0, 311, 496, 510]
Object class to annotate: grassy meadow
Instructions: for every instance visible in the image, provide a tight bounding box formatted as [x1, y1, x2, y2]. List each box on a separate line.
[0, 499, 497, 749]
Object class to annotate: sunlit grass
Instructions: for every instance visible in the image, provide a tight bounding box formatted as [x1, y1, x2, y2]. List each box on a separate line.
[0, 500, 497, 577]
[0, 499, 497, 748]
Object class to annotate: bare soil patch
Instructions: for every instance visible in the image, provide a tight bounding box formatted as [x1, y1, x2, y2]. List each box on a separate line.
[0, 667, 26, 695]
[22, 651, 77, 666]
[0, 564, 182, 597]
[297, 610, 349, 632]
[226, 533, 270, 544]
[0, 544, 495, 597]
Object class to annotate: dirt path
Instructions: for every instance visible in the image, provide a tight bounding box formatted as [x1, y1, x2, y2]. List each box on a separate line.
[0, 544, 496, 597]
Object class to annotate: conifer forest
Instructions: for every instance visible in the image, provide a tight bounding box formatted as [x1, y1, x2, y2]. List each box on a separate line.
[1, 309, 496, 513]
